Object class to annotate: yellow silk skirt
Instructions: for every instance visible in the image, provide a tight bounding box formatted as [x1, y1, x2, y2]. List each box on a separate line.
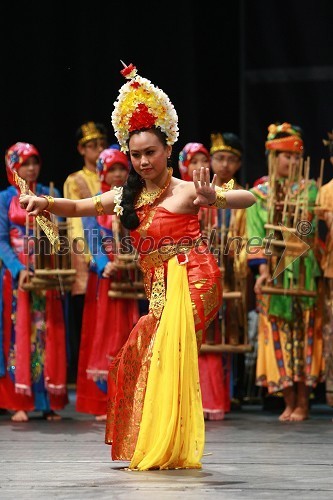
[129, 256, 205, 470]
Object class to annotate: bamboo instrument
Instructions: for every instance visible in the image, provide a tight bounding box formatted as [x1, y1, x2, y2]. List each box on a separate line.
[200, 343, 253, 353]
[261, 285, 316, 297]
[13, 171, 59, 247]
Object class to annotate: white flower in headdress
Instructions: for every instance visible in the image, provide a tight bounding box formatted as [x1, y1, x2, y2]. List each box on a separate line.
[113, 186, 123, 216]
[114, 204, 124, 216]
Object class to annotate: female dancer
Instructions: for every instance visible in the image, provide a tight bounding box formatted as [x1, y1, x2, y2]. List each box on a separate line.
[20, 63, 255, 469]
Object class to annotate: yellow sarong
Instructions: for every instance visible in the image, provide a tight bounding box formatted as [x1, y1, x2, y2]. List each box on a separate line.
[129, 256, 205, 470]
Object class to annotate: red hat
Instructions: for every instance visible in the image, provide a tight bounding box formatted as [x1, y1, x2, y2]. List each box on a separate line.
[5, 142, 40, 185]
[178, 142, 210, 181]
[96, 148, 129, 192]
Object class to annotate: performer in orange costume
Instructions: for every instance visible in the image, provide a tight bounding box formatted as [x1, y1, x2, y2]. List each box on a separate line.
[20, 63, 255, 469]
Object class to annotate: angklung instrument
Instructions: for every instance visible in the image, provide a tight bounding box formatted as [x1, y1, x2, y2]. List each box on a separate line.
[199, 204, 252, 354]
[261, 155, 318, 297]
[21, 181, 76, 293]
[108, 216, 146, 300]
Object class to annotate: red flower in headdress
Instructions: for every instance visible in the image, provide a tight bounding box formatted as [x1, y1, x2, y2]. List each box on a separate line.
[129, 104, 157, 132]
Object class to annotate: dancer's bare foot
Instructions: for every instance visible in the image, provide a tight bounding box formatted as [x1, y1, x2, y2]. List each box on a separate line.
[278, 406, 295, 421]
[95, 414, 107, 421]
[289, 382, 309, 421]
[11, 410, 29, 422]
[289, 406, 309, 421]
[279, 386, 296, 421]
[43, 410, 62, 421]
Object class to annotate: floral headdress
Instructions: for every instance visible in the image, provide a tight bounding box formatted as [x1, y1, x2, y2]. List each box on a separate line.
[265, 122, 303, 152]
[111, 62, 179, 152]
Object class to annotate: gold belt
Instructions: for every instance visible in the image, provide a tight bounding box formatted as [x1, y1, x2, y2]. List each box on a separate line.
[140, 242, 198, 319]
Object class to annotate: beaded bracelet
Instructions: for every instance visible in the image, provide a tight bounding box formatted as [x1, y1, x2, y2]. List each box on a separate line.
[92, 194, 105, 215]
[40, 195, 55, 210]
[209, 188, 227, 209]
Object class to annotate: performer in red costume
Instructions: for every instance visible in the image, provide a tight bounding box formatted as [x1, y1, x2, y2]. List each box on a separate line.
[0, 142, 68, 422]
[76, 147, 140, 420]
[20, 63, 255, 469]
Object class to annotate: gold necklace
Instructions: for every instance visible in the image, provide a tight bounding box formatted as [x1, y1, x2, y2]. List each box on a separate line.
[135, 168, 173, 209]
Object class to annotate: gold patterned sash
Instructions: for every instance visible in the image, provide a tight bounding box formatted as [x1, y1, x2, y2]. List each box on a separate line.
[140, 241, 200, 319]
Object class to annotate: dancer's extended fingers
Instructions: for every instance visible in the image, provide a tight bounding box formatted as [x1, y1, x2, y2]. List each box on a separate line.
[193, 169, 199, 190]
[204, 167, 211, 185]
[211, 173, 217, 189]
[199, 166, 205, 186]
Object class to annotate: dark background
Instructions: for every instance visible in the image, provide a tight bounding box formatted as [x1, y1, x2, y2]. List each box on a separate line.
[2, 0, 333, 192]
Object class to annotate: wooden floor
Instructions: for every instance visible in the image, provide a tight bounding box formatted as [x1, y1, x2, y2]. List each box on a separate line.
[1, 391, 333, 499]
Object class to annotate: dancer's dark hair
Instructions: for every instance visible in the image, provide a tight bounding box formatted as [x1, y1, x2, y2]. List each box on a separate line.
[120, 127, 169, 230]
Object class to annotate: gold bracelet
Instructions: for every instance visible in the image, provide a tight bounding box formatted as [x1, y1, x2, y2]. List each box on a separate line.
[41, 195, 55, 210]
[92, 194, 105, 215]
[209, 188, 227, 209]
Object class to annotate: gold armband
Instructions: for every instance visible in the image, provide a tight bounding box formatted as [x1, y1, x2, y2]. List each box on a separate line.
[93, 194, 105, 215]
[209, 188, 227, 209]
[40, 195, 55, 210]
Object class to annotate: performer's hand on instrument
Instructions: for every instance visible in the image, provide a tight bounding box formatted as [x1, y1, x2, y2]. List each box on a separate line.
[102, 261, 118, 278]
[193, 167, 217, 206]
[19, 194, 48, 216]
[254, 275, 266, 294]
[18, 269, 32, 290]
[254, 263, 269, 294]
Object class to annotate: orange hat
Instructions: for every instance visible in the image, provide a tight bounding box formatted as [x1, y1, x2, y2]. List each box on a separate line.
[265, 122, 303, 152]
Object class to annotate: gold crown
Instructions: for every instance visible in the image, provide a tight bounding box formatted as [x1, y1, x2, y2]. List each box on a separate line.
[79, 122, 106, 145]
[210, 133, 241, 157]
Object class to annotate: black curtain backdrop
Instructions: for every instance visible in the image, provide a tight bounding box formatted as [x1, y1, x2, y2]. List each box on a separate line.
[241, 0, 333, 187]
[2, 1, 333, 193]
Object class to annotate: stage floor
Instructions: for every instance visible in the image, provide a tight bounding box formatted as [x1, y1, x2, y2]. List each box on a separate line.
[1, 390, 333, 499]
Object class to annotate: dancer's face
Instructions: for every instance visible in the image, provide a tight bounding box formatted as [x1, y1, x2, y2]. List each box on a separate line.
[129, 130, 171, 184]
